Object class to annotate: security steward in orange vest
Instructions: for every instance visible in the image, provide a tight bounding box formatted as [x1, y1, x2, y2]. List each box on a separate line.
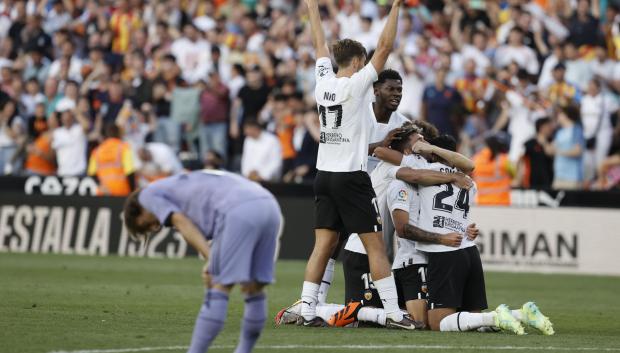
[87, 124, 136, 196]
[25, 131, 56, 176]
[472, 133, 515, 206]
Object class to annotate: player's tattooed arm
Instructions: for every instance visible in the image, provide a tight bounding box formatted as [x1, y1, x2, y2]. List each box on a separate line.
[400, 223, 463, 247]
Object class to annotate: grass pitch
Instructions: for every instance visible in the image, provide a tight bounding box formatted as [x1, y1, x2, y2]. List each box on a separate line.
[1, 253, 619, 353]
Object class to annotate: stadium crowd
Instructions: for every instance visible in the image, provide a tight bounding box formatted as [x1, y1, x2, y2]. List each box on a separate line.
[1, 0, 620, 192]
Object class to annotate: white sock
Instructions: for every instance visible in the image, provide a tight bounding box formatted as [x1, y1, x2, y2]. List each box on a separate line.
[374, 275, 403, 321]
[318, 259, 335, 303]
[301, 281, 320, 320]
[440, 312, 496, 332]
[358, 307, 387, 326]
[315, 303, 344, 322]
[511, 309, 523, 322]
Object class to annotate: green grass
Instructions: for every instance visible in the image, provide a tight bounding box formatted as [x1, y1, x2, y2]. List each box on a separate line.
[1, 253, 619, 353]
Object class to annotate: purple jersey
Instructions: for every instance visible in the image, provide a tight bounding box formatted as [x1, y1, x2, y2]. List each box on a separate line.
[139, 170, 275, 240]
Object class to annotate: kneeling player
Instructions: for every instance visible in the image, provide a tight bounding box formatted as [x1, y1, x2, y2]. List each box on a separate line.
[393, 135, 554, 335]
[124, 170, 282, 352]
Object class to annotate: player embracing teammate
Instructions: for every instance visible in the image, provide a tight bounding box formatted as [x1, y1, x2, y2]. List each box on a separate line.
[299, 0, 417, 329]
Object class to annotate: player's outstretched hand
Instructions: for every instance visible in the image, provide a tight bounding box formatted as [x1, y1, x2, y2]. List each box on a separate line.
[441, 233, 463, 247]
[453, 172, 473, 190]
[466, 223, 479, 240]
[202, 262, 212, 289]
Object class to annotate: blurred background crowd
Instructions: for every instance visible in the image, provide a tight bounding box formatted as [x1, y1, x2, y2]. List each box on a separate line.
[2, 0, 620, 195]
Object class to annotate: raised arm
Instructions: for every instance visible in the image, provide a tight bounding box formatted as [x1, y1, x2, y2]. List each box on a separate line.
[413, 141, 475, 174]
[370, 0, 403, 72]
[374, 146, 404, 165]
[305, 0, 330, 59]
[393, 167, 474, 189]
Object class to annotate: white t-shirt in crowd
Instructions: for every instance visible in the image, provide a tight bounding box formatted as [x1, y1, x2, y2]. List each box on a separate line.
[494, 45, 539, 75]
[52, 124, 87, 176]
[170, 37, 212, 84]
[241, 131, 282, 182]
[139, 142, 184, 175]
[314, 56, 378, 172]
[387, 178, 428, 269]
[581, 93, 619, 138]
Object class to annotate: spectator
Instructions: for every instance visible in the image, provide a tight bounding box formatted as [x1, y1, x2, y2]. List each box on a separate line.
[568, 0, 601, 47]
[51, 97, 89, 176]
[472, 133, 514, 206]
[545, 62, 580, 107]
[116, 101, 156, 152]
[518, 117, 555, 189]
[48, 40, 82, 82]
[550, 105, 585, 190]
[241, 119, 281, 182]
[87, 124, 135, 196]
[0, 99, 26, 174]
[22, 46, 51, 85]
[421, 67, 463, 137]
[20, 78, 45, 117]
[170, 23, 211, 84]
[24, 120, 57, 177]
[170, 83, 200, 154]
[204, 150, 225, 170]
[581, 79, 618, 182]
[563, 41, 592, 91]
[136, 141, 184, 186]
[199, 71, 229, 159]
[495, 27, 539, 75]
[283, 111, 319, 184]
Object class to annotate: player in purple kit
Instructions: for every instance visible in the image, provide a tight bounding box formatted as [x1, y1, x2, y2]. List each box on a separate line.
[123, 170, 282, 353]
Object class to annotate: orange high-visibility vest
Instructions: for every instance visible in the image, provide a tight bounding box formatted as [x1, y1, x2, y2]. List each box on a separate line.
[92, 138, 131, 196]
[473, 148, 511, 206]
[25, 134, 56, 176]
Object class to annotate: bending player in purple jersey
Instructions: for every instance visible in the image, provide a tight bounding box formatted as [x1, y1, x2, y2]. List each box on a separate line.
[123, 170, 282, 353]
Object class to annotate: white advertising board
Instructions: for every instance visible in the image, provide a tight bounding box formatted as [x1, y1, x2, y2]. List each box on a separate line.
[472, 206, 620, 276]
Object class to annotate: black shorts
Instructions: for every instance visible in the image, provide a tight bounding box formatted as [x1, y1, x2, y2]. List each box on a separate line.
[426, 246, 488, 311]
[394, 264, 428, 307]
[342, 250, 382, 308]
[314, 170, 382, 235]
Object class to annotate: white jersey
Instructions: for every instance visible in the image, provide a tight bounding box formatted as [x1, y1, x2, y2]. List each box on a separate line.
[367, 106, 410, 173]
[410, 157, 477, 253]
[345, 153, 426, 255]
[314, 57, 378, 172]
[387, 179, 428, 269]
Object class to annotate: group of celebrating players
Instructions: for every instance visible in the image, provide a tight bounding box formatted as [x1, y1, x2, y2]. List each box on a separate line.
[275, 0, 555, 336]
[121, 0, 555, 352]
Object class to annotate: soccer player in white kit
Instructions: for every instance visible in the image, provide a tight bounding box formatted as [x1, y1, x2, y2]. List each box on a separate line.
[299, 0, 417, 328]
[389, 135, 555, 335]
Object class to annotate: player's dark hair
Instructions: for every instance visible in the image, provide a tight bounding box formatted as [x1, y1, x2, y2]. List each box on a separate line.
[332, 39, 367, 68]
[535, 117, 552, 133]
[412, 120, 439, 140]
[374, 69, 402, 87]
[123, 189, 145, 241]
[389, 123, 420, 152]
[429, 134, 457, 152]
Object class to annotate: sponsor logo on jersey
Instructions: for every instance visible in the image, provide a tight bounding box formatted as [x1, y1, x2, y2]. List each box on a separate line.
[319, 132, 350, 144]
[397, 190, 408, 202]
[432, 215, 466, 233]
[318, 65, 330, 77]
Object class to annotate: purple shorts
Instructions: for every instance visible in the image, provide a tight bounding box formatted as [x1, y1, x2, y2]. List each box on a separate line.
[208, 197, 281, 285]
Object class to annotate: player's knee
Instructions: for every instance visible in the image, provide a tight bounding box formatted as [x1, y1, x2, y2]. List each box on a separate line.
[240, 282, 265, 295]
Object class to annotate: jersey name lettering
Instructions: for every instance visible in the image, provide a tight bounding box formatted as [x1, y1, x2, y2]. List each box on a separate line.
[323, 92, 336, 102]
